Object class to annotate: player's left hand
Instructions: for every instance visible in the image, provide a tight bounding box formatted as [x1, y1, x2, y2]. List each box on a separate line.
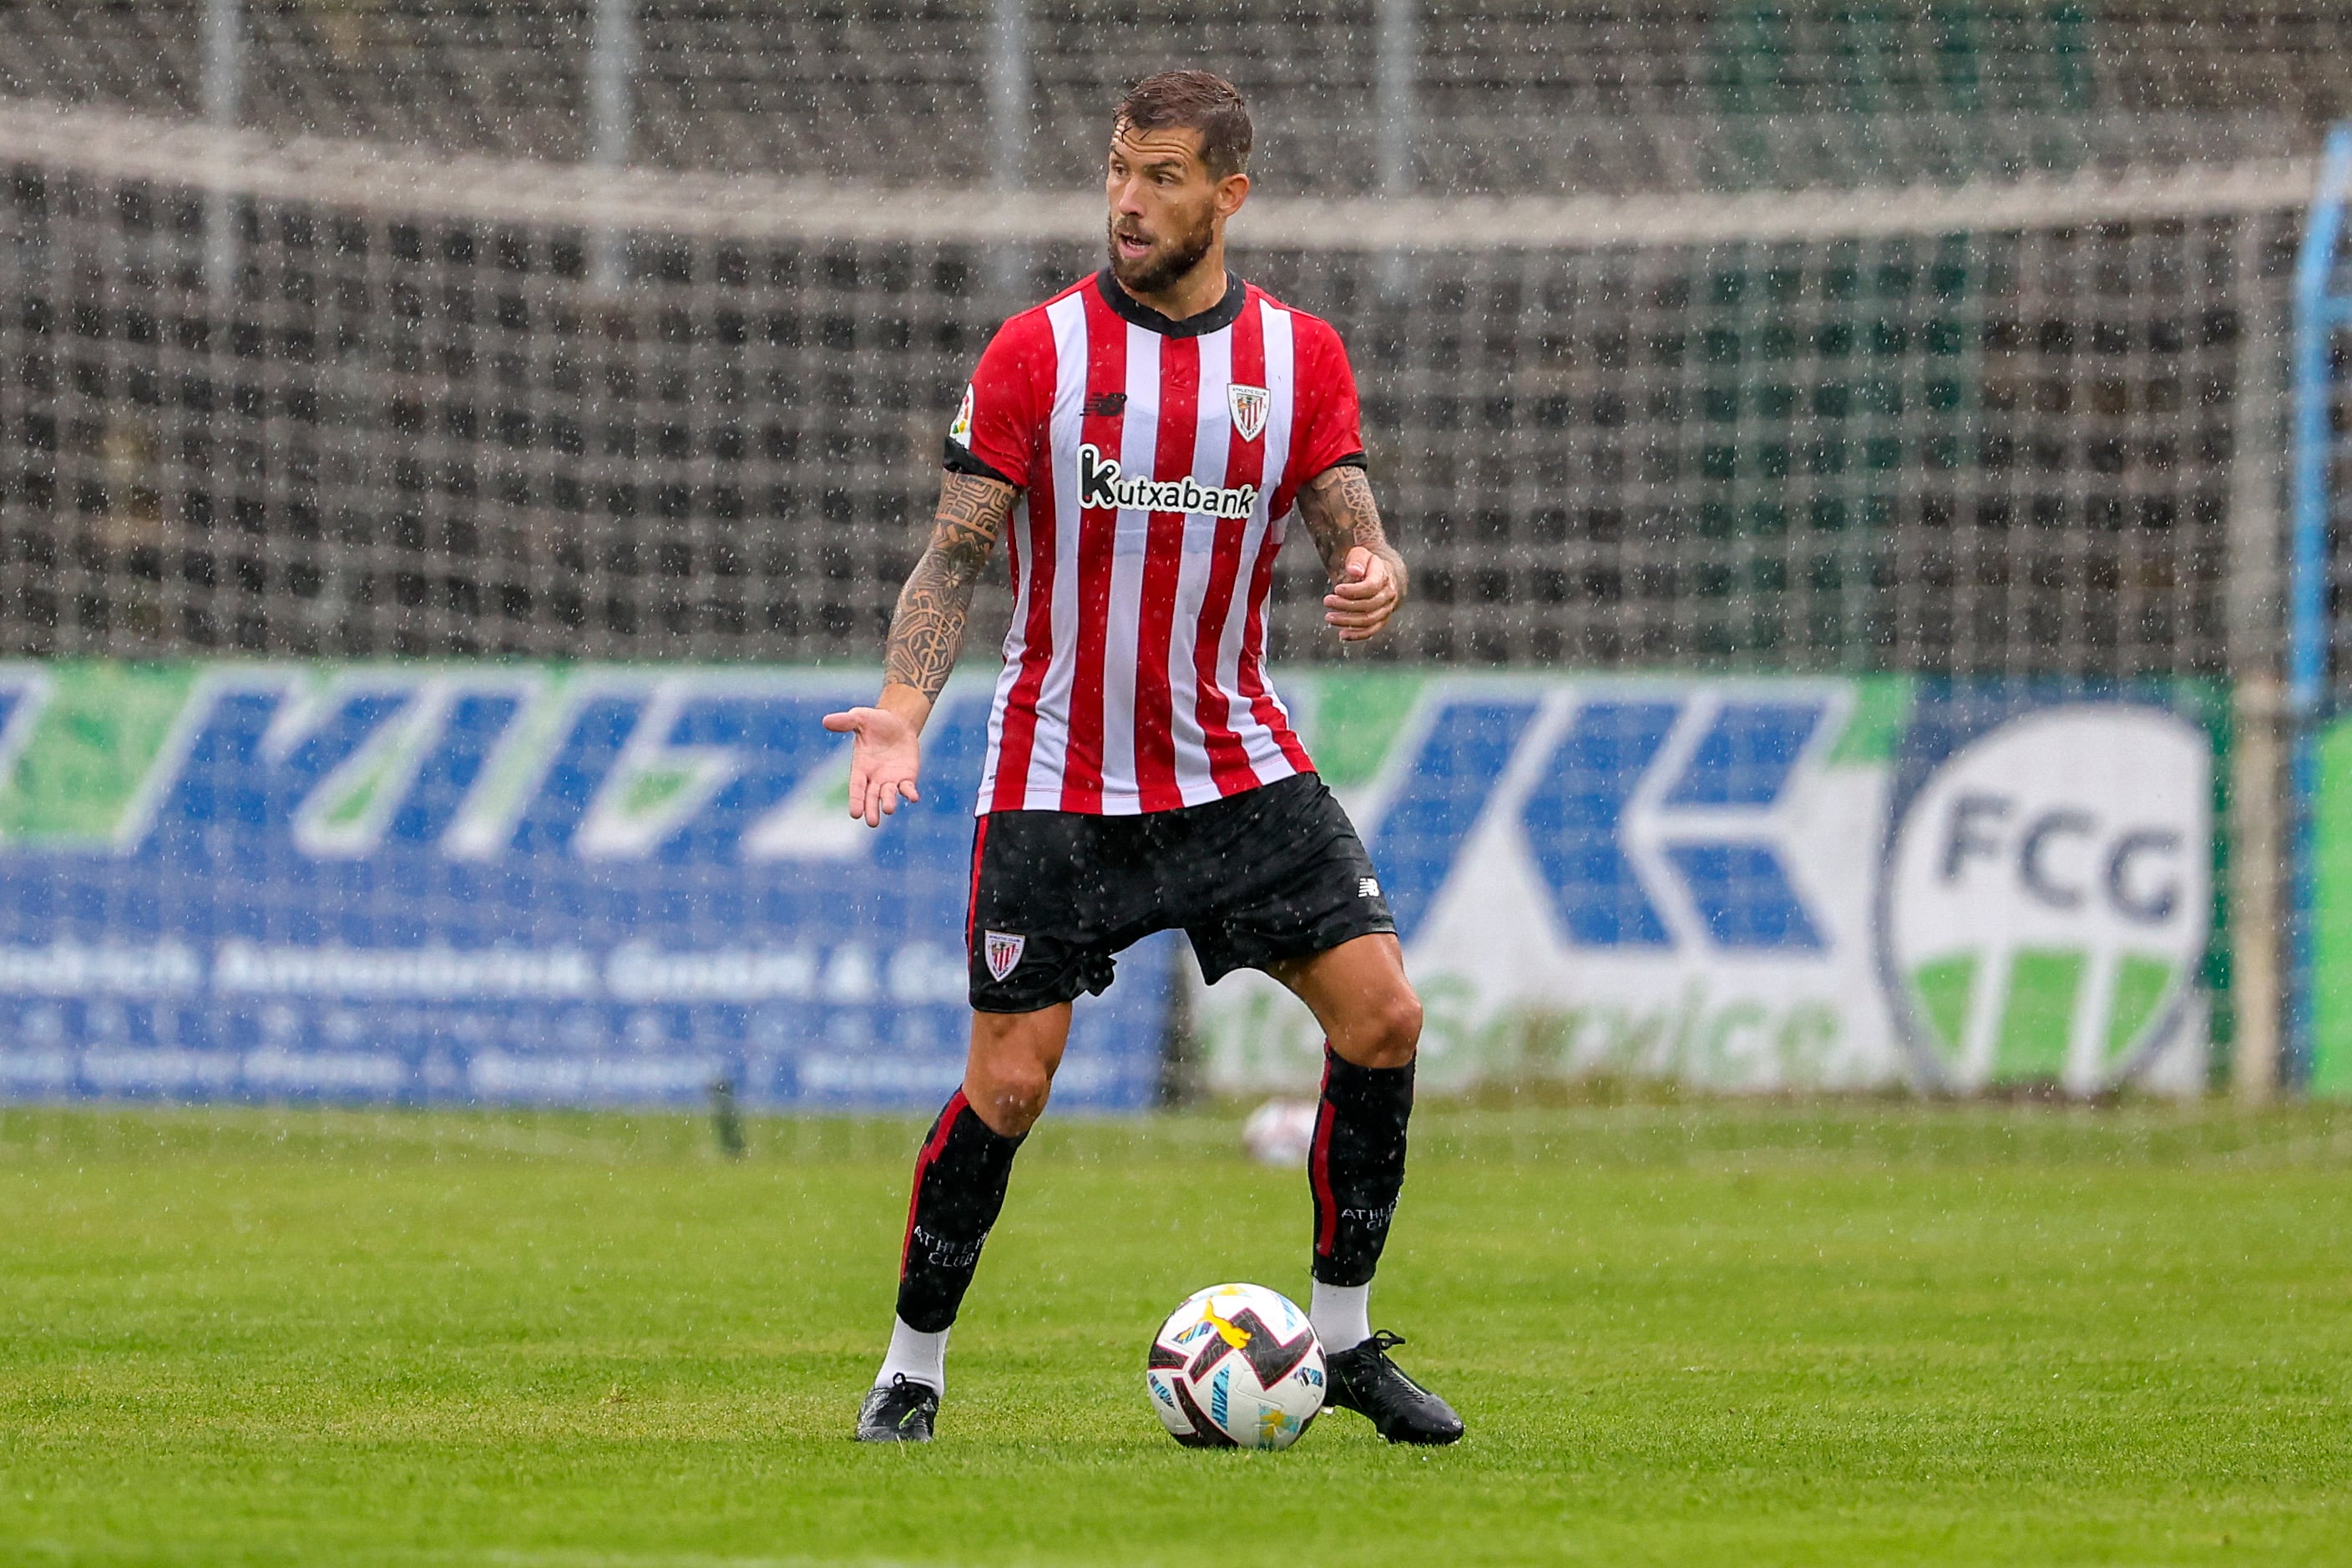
[1324, 546, 1399, 642]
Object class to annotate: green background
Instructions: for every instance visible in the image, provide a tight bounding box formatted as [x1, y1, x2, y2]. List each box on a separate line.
[2308, 719, 2352, 1095]
[3, 1103, 2346, 1566]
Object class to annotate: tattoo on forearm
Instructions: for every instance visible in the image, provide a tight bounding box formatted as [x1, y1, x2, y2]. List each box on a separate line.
[1300, 465, 1409, 601]
[885, 473, 1015, 700]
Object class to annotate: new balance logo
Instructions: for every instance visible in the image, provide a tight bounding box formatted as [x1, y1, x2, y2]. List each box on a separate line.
[1077, 443, 1257, 519]
[1358, 878, 1381, 898]
[1084, 391, 1126, 417]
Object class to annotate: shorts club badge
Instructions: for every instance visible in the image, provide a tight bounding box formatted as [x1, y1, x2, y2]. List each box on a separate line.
[983, 930, 1026, 981]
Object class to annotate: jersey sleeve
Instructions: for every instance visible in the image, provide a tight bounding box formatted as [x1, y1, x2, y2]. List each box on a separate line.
[943, 316, 1047, 489]
[1290, 317, 1368, 483]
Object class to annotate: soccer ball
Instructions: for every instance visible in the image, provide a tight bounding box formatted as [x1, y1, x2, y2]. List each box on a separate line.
[1145, 1282, 1325, 1449]
[1241, 1097, 1318, 1167]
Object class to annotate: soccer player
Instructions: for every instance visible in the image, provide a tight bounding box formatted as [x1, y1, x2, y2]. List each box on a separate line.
[825, 69, 1462, 1448]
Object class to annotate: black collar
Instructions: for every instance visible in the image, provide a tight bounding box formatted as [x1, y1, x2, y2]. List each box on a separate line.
[1093, 268, 1247, 338]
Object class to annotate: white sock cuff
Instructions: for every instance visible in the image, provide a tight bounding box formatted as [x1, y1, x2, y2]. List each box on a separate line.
[875, 1316, 949, 1394]
[1308, 1281, 1372, 1353]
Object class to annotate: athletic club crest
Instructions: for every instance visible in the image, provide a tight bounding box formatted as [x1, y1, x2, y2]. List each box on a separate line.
[1228, 383, 1270, 443]
[983, 930, 1026, 981]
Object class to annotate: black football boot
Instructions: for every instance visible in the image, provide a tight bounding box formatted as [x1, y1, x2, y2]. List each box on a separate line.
[854, 1374, 939, 1443]
[1323, 1331, 1464, 1445]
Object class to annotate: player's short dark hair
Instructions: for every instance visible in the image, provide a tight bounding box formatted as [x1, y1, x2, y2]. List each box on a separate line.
[1113, 70, 1253, 180]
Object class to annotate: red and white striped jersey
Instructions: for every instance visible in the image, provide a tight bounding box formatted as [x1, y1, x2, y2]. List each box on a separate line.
[946, 269, 1367, 817]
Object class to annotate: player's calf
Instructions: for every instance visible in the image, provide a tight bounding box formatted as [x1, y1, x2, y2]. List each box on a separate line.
[1302, 1033, 1467, 1444]
[1308, 1043, 1414, 1303]
[854, 1089, 1027, 1443]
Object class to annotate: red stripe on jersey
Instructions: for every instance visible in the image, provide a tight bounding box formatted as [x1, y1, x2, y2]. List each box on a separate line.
[1237, 503, 1313, 776]
[1192, 296, 1266, 794]
[1130, 334, 1198, 812]
[1273, 315, 1366, 518]
[1060, 289, 1129, 813]
[981, 306, 1067, 812]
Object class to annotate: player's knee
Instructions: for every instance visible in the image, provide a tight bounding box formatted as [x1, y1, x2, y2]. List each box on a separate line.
[1353, 986, 1423, 1070]
[974, 1062, 1053, 1135]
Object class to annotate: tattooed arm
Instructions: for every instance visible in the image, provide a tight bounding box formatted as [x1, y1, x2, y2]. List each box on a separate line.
[822, 471, 1018, 826]
[884, 473, 1018, 700]
[1296, 463, 1408, 643]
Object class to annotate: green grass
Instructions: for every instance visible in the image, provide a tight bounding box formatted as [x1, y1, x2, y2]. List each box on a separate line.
[3, 1102, 2350, 1566]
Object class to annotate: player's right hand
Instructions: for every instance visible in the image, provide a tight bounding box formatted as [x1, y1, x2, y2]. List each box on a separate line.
[821, 704, 923, 827]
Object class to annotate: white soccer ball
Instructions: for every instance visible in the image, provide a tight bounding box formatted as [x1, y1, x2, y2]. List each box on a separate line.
[1145, 1282, 1325, 1450]
[1241, 1098, 1318, 1167]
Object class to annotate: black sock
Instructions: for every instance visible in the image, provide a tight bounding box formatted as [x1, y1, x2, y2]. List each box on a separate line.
[896, 1090, 1025, 1333]
[1308, 1045, 1414, 1288]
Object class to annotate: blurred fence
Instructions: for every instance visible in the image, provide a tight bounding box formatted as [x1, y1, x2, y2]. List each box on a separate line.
[8, 0, 2352, 192]
[0, 100, 2305, 680]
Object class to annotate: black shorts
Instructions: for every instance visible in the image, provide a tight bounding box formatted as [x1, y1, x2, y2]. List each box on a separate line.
[964, 772, 1397, 1013]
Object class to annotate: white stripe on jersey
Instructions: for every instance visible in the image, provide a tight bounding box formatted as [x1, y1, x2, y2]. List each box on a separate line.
[1019, 291, 1090, 809]
[1167, 326, 1232, 807]
[1232, 299, 1298, 779]
[1096, 322, 1161, 810]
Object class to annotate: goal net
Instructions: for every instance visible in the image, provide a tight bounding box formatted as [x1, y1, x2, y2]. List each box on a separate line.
[0, 100, 2308, 685]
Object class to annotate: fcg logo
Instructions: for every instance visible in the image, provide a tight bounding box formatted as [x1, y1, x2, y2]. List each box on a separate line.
[1877, 704, 2211, 1094]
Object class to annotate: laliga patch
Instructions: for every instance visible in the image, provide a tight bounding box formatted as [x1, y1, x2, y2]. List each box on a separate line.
[1227, 383, 1270, 443]
[983, 929, 1026, 981]
[948, 382, 975, 448]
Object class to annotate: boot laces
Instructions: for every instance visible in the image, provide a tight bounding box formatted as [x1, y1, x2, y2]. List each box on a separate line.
[876, 1373, 934, 1409]
[1353, 1331, 1432, 1399]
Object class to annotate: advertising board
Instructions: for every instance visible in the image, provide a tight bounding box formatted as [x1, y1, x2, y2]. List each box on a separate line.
[0, 663, 1166, 1110]
[0, 663, 2219, 1107]
[1197, 675, 2218, 1098]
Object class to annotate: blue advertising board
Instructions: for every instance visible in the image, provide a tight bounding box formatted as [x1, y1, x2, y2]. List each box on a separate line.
[1200, 673, 2219, 1097]
[0, 664, 1168, 1110]
[0, 663, 2223, 1107]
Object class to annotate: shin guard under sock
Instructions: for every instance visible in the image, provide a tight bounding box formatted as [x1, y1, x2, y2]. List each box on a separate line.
[1308, 1045, 1414, 1288]
[896, 1090, 1025, 1333]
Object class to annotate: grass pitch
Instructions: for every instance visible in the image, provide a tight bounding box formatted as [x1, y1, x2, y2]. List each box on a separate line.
[3, 1102, 2349, 1566]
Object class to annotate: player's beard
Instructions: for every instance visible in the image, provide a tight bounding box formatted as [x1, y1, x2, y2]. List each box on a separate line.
[1107, 208, 1216, 297]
